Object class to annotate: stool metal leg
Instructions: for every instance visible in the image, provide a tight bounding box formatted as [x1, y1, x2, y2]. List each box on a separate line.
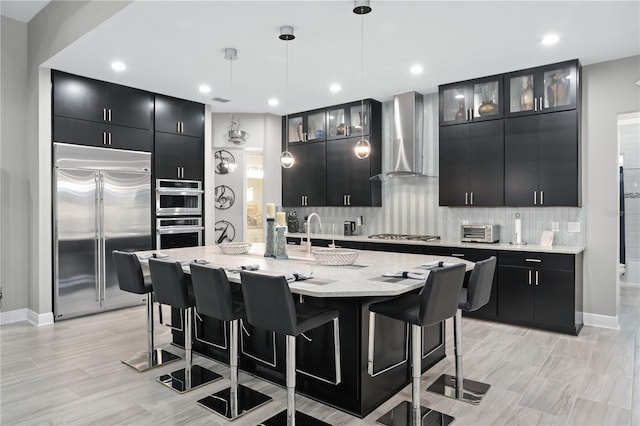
[197, 319, 272, 420]
[121, 295, 180, 371]
[427, 309, 491, 405]
[157, 307, 222, 393]
[377, 325, 454, 426]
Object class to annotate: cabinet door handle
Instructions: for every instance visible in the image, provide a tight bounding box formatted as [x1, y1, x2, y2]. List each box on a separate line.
[108, 132, 112, 145]
[182, 167, 185, 178]
[108, 109, 112, 122]
[540, 190, 544, 205]
[535, 270, 539, 286]
[343, 195, 346, 206]
[469, 108, 474, 120]
[181, 122, 185, 133]
[465, 192, 468, 205]
[528, 270, 532, 285]
[177, 167, 181, 178]
[177, 122, 180, 133]
[470, 192, 474, 205]
[525, 258, 542, 263]
[534, 97, 538, 112]
[539, 97, 544, 110]
[103, 108, 107, 121]
[451, 253, 465, 258]
[465, 109, 469, 121]
[103, 131, 107, 145]
[534, 191, 537, 205]
[349, 195, 352, 205]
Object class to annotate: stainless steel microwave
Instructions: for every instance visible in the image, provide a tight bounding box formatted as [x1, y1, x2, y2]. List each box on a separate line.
[156, 179, 203, 216]
[461, 224, 500, 243]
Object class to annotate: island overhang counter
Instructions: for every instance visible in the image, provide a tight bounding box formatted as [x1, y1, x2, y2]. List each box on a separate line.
[137, 244, 474, 418]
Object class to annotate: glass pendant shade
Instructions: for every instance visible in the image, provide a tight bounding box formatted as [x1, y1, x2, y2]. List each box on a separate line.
[280, 150, 295, 168]
[354, 138, 371, 159]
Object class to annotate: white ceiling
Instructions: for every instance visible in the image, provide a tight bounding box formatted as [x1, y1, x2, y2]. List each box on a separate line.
[43, 1, 640, 115]
[0, 0, 50, 23]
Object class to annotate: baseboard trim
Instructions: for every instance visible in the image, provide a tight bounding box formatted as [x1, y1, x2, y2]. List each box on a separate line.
[0, 309, 54, 326]
[583, 312, 620, 330]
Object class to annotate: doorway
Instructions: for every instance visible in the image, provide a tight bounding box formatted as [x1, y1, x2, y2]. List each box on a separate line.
[246, 153, 264, 243]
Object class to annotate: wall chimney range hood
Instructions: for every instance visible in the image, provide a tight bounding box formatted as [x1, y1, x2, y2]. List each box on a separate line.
[371, 91, 431, 180]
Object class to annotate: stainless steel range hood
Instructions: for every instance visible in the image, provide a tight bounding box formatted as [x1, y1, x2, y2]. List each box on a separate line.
[371, 91, 431, 180]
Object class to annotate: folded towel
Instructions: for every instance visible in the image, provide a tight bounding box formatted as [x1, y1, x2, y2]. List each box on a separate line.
[286, 272, 313, 283]
[421, 261, 460, 269]
[382, 271, 428, 280]
[227, 264, 260, 273]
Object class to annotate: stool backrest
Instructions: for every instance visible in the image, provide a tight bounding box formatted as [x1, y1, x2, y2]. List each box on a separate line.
[112, 250, 149, 294]
[419, 263, 466, 327]
[240, 271, 297, 336]
[463, 256, 497, 312]
[149, 259, 192, 309]
[190, 263, 235, 321]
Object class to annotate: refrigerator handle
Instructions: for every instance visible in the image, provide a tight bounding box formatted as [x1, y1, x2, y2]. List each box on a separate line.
[99, 173, 106, 304]
[94, 173, 101, 302]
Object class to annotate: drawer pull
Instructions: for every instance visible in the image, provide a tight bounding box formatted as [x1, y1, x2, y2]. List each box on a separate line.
[525, 258, 542, 263]
[451, 253, 465, 257]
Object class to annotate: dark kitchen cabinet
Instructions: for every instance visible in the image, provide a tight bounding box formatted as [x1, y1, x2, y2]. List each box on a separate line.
[439, 120, 504, 206]
[154, 132, 203, 180]
[326, 100, 378, 140]
[498, 251, 581, 335]
[326, 137, 382, 207]
[505, 60, 579, 118]
[439, 75, 503, 126]
[52, 70, 153, 130]
[285, 108, 326, 143]
[282, 142, 326, 207]
[53, 116, 152, 152]
[155, 95, 204, 138]
[505, 110, 579, 206]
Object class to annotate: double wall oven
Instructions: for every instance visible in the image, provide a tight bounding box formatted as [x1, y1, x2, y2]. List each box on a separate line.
[156, 179, 204, 249]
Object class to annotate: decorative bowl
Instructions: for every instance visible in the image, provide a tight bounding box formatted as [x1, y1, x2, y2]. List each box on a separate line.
[312, 248, 359, 266]
[219, 242, 252, 255]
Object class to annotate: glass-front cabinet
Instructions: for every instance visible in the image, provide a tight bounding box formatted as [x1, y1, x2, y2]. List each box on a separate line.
[285, 108, 326, 143]
[327, 100, 372, 140]
[439, 76, 503, 126]
[505, 60, 579, 117]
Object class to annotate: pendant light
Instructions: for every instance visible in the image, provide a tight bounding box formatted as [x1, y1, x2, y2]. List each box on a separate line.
[353, 0, 372, 160]
[225, 48, 248, 145]
[280, 26, 295, 169]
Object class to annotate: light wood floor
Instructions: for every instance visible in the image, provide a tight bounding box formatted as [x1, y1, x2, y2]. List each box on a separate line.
[2, 287, 638, 425]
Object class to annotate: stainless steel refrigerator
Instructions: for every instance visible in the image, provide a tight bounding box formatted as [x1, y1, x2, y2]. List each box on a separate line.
[53, 143, 152, 320]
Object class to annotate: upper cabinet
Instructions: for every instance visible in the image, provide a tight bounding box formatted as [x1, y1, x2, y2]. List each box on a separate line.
[52, 70, 153, 130]
[285, 108, 326, 143]
[327, 100, 373, 140]
[155, 95, 204, 138]
[439, 75, 504, 126]
[505, 60, 579, 118]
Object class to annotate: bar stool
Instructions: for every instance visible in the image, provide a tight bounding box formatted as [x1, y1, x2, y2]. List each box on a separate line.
[190, 264, 273, 420]
[148, 259, 222, 393]
[240, 271, 340, 426]
[112, 251, 180, 371]
[428, 256, 497, 405]
[369, 263, 466, 426]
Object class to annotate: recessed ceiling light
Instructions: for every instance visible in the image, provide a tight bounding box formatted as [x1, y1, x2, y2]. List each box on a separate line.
[330, 84, 342, 93]
[268, 98, 279, 106]
[541, 34, 560, 45]
[198, 85, 211, 93]
[410, 65, 423, 75]
[111, 61, 126, 72]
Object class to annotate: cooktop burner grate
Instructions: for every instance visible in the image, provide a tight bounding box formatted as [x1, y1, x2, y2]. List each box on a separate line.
[368, 234, 441, 242]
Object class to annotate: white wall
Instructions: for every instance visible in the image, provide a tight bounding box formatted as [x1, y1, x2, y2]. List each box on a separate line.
[582, 55, 640, 318]
[1, 16, 29, 312]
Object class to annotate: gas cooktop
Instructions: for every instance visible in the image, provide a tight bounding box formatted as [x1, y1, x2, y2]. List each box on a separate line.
[368, 234, 441, 242]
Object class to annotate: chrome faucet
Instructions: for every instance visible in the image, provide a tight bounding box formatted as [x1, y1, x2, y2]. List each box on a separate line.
[305, 212, 322, 253]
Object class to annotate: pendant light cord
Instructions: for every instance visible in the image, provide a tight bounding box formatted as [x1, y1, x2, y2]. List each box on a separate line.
[361, 12, 364, 124]
[285, 40, 289, 152]
[229, 56, 233, 126]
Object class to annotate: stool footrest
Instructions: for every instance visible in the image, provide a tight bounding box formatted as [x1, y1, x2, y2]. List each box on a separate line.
[121, 349, 180, 372]
[197, 384, 272, 420]
[259, 409, 330, 426]
[156, 365, 221, 393]
[376, 401, 454, 426]
[427, 373, 491, 405]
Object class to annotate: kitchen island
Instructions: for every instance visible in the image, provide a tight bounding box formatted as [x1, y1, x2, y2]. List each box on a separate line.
[137, 244, 473, 418]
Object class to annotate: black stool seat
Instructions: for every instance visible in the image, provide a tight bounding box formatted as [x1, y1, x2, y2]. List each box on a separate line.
[112, 251, 179, 371]
[241, 271, 338, 426]
[369, 263, 466, 426]
[149, 259, 221, 393]
[428, 256, 497, 405]
[190, 264, 273, 420]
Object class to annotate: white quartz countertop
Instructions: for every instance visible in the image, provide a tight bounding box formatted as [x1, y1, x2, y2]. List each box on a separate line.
[137, 244, 474, 298]
[287, 233, 585, 255]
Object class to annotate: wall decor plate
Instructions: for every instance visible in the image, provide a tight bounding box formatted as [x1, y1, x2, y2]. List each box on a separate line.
[214, 185, 235, 210]
[214, 150, 237, 174]
[214, 220, 236, 243]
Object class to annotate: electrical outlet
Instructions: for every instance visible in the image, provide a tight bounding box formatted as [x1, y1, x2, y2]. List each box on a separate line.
[568, 222, 581, 233]
[462, 219, 469, 225]
[551, 221, 560, 232]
